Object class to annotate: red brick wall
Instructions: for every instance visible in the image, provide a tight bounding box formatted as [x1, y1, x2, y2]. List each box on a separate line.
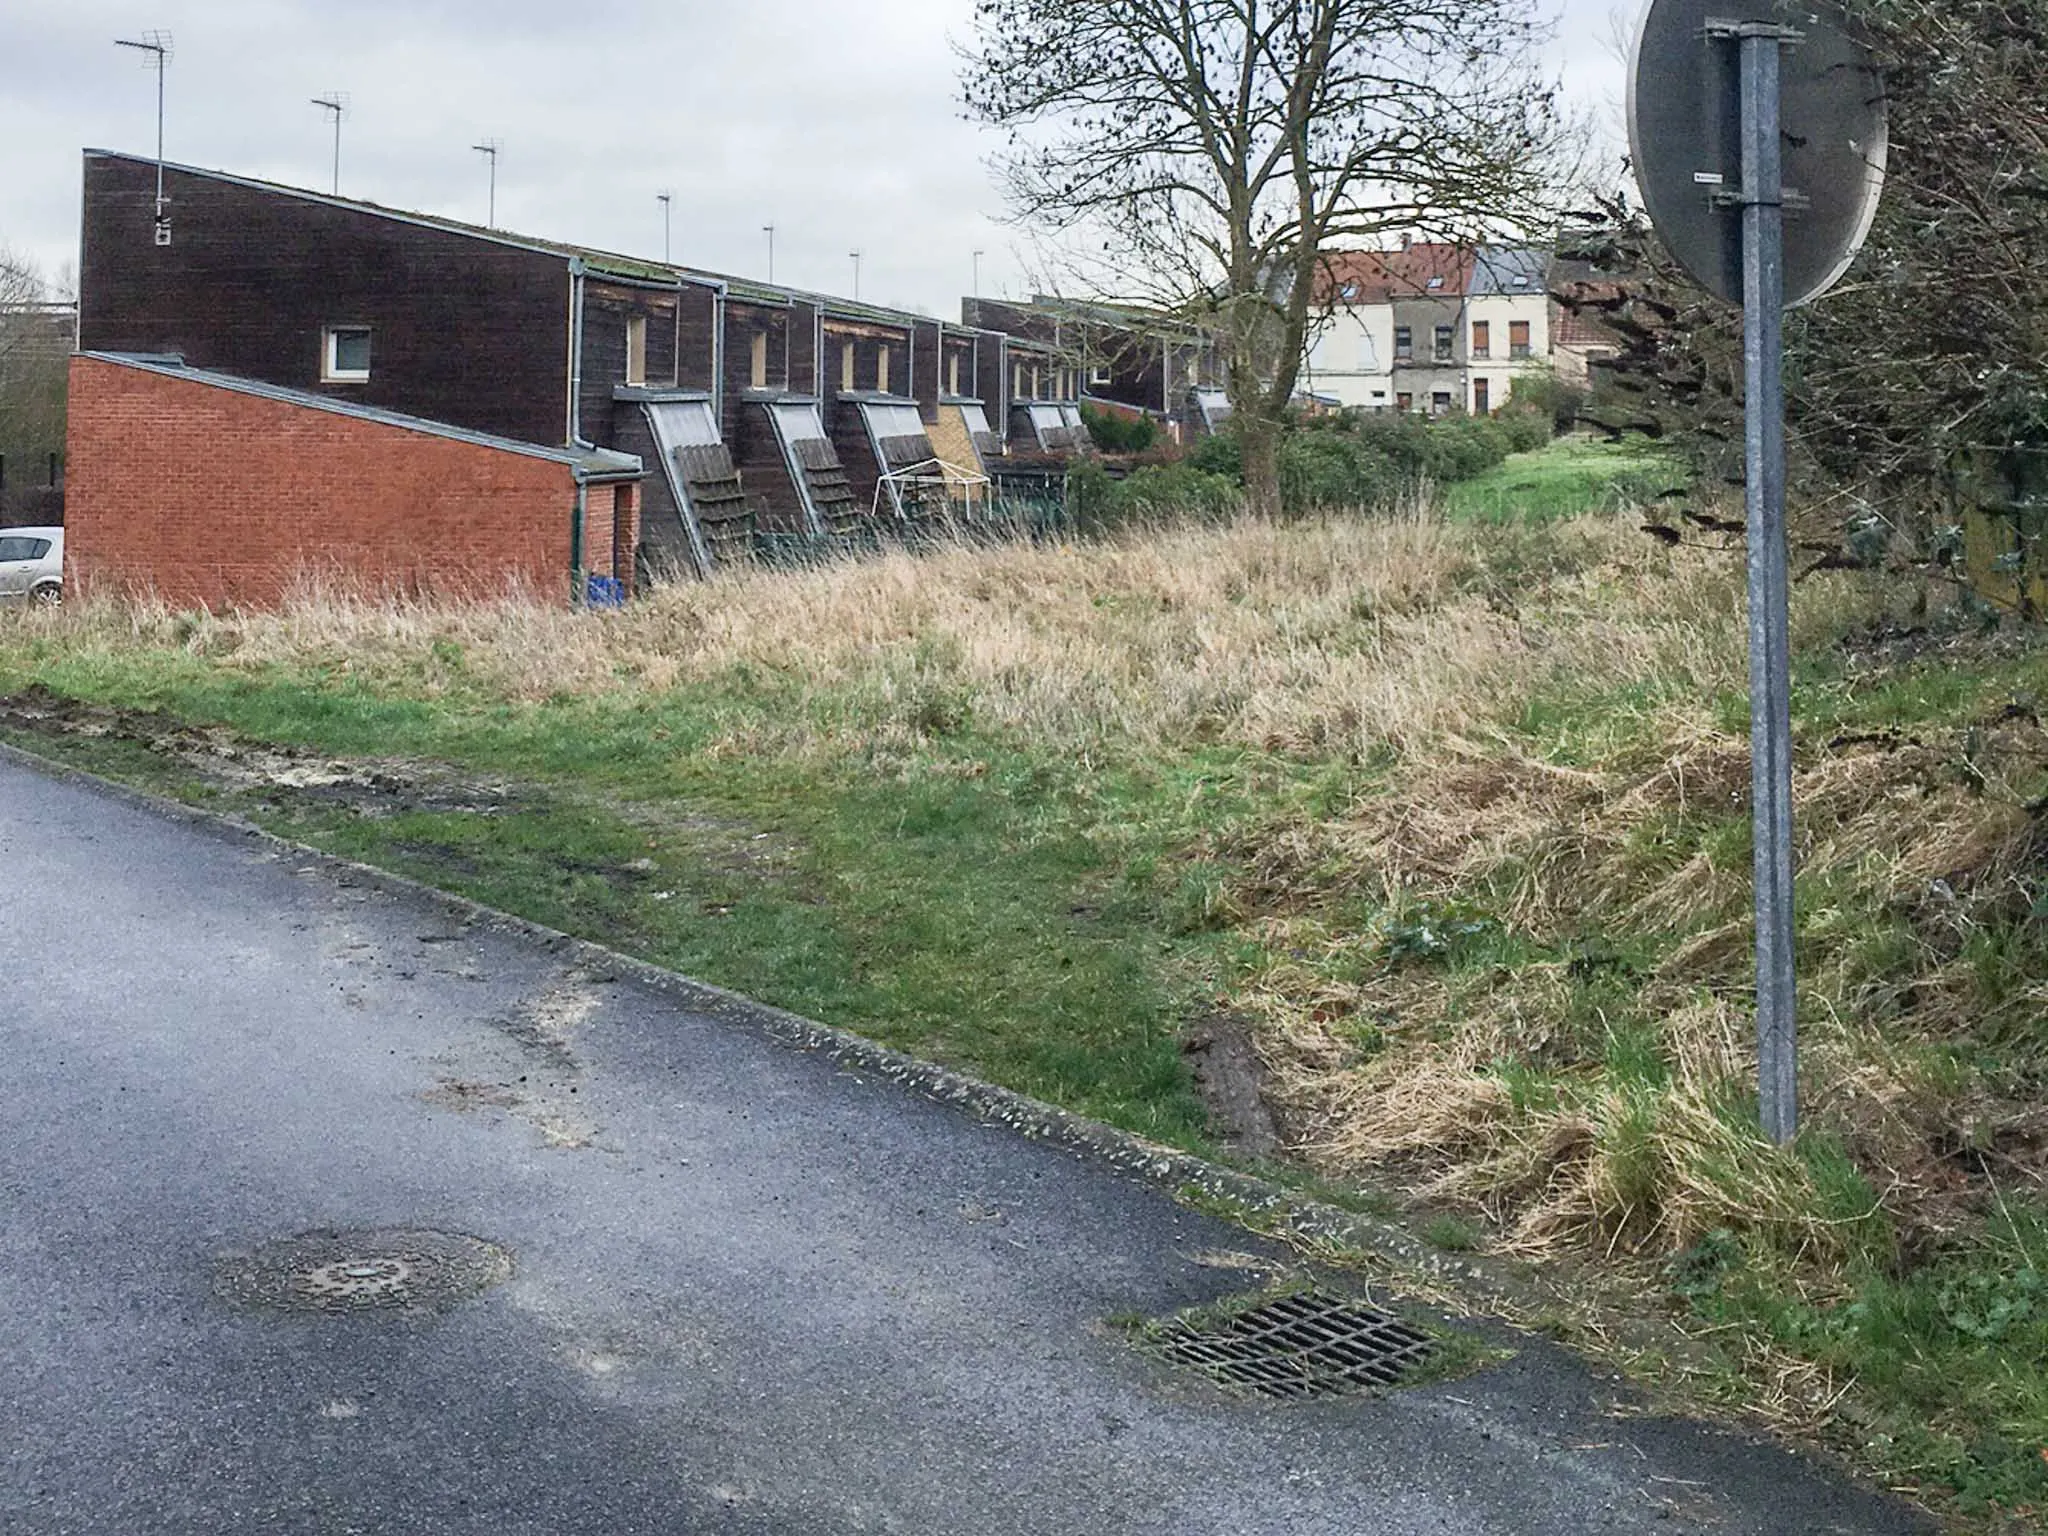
[66, 355, 600, 608]
[614, 483, 640, 597]
[584, 483, 616, 582]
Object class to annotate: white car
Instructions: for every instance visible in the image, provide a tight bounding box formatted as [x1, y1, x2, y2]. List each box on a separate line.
[0, 526, 62, 606]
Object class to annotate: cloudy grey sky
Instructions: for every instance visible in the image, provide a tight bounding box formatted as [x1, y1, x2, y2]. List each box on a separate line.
[1, 0, 1635, 315]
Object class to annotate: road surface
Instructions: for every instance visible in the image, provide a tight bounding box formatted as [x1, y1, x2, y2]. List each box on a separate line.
[0, 755, 1930, 1534]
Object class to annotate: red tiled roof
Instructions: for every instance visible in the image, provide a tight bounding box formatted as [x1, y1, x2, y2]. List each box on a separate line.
[1550, 275, 1627, 350]
[1315, 244, 1474, 304]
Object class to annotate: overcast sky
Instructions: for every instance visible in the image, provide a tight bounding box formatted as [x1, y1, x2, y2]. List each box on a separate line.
[1, 0, 1636, 315]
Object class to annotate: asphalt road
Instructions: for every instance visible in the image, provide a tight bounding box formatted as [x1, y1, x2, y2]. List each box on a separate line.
[0, 755, 1933, 1535]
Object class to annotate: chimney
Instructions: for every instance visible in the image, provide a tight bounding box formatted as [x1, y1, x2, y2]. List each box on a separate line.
[1399, 232, 1412, 250]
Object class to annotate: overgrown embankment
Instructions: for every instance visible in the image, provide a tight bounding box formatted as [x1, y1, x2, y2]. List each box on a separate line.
[2, 494, 2044, 1527]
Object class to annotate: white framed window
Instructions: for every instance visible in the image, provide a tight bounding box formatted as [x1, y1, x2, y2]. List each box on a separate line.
[1089, 360, 1111, 386]
[626, 317, 647, 386]
[322, 325, 371, 382]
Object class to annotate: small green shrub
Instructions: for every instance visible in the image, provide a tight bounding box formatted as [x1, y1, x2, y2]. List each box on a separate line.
[1186, 432, 1243, 480]
[1109, 463, 1243, 523]
[1498, 405, 1554, 453]
[1278, 430, 1398, 513]
[1422, 415, 1515, 482]
[1064, 458, 1117, 531]
[1078, 403, 1160, 455]
[1506, 372, 1588, 434]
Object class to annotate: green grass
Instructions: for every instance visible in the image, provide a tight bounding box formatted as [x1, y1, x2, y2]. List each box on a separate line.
[0, 658, 1222, 1148]
[1445, 435, 1679, 523]
[6, 505, 2048, 1529]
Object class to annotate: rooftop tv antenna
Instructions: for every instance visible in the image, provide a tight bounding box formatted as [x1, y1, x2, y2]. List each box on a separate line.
[310, 93, 347, 195]
[762, 224, 775, 284]
[114, 31, 173, 244]
[849, 248, 862, 302]
[657, 190, 673, 262]
[471, 138, 501, 227]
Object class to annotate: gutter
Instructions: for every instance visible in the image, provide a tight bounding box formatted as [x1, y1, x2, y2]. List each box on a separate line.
[708, 279, 728, 430]
[569, 478, 587, 608]
[566, 258, 590, 449]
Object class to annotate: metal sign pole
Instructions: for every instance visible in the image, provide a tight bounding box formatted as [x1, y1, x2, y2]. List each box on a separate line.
[1734, 24, 1798, 1144]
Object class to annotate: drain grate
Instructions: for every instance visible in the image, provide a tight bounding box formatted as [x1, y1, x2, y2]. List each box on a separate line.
[1146, 1288, 1434, 1399]
[214, 1228, 512, 1315]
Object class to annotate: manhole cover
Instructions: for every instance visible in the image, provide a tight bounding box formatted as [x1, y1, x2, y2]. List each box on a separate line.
[1143, 1288, 1434, 1399]
[214, 1228, 512, 1315]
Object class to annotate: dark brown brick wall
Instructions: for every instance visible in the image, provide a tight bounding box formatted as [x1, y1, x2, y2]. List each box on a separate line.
[80, 154, 575, 449]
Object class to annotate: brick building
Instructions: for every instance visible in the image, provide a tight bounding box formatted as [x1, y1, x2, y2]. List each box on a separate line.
[66, 353, 639, 608]
[73, 150, 1092, 590]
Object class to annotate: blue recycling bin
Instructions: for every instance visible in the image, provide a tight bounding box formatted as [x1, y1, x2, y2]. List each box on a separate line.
[585, 574, 626, 608]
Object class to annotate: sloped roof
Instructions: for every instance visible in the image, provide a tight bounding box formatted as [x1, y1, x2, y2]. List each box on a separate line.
[1468, 245, 1548, 297]
[1315, 244, 1476, 305]
[84, 149, 950, 334]
[1548, 254, 1629, 351]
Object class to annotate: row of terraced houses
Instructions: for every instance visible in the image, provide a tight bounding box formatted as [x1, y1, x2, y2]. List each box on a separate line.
[59, 149, 1609, 608]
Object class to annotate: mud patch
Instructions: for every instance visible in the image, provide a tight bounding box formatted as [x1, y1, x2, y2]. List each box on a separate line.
[1181, 1011, 1283, 1159]
[488, 979, 605, 1070]
[0, 684, 519, 818]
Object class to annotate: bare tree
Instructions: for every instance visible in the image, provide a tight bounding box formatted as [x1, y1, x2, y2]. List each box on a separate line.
[962, 0, 1569, 513]
[0, 246, 72, 519]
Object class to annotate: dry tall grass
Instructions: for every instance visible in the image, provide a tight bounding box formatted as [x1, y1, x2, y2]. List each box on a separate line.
[26, 508, 2041, 1291]
[51, 509, 1795, 759]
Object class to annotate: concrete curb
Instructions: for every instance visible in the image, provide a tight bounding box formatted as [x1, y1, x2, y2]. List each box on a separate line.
[0, 734, 1527, 1312]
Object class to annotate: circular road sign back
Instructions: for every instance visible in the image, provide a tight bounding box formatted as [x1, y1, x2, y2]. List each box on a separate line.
[1627, 0, 1887, 307]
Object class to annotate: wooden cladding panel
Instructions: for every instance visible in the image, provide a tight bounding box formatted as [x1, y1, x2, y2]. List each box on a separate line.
[721, 301, 788, 444]
[733, 401, 814, 540]
[79, 155, 570, 448]
[827, 405, 884, 520]
[974, 339, 1007, 449]
[912, 319, 943, 421]
[608, 405, 692, 576]
[675, 285, 718, 394]
[582, 282, 680, 445]
[788, 301, 820, 401]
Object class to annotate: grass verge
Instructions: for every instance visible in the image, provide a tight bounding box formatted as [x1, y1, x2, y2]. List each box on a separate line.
[2, 496, 2043, 1530]
[1444, 434, 1679, 522]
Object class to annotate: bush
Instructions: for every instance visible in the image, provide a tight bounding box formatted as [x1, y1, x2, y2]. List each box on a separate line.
[1499, 405, 1554, 453]
[1186, 431, 1243, 480]
[1348, 411, 1435, 479]
[1278, 429, 1399, 513]
[1077, 403, 1160, 455]
[1505, 372, 1587, 435]
[1133, 407, 1537, 522]
[1421, 414, 1515, 482]
[1063, 458, 1117, 530]
[1107, 463, 1242, 523]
